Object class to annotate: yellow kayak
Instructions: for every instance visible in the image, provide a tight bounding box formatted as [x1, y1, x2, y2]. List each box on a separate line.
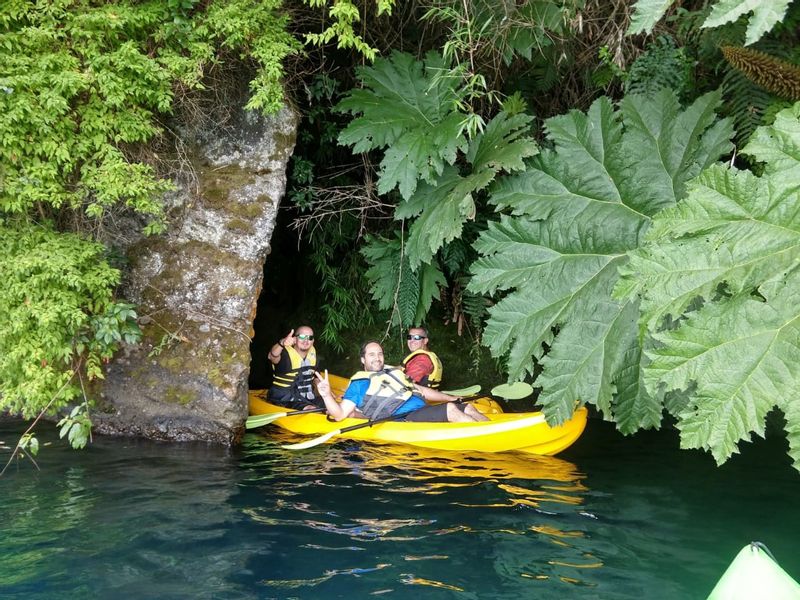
[248, 375, 587, 456]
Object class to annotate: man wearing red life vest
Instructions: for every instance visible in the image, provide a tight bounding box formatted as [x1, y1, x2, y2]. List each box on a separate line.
[402, 327, 443, 389]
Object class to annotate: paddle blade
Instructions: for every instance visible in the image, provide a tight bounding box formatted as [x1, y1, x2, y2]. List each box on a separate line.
[245, 413, 285, 429]
[442, 384, 481, 396]
[491, 381, 533, 400]
[281, 430, 338, 450]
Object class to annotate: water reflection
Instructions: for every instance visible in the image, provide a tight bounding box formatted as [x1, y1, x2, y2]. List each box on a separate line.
[7, 420, 794, 599]
[239, 432, 600, 597]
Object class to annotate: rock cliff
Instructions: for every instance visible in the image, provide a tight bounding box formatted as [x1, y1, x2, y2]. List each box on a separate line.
[93, 102, 297, 444]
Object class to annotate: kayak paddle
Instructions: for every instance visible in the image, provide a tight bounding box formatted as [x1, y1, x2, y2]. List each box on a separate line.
[245, 407, 325, 429]
[281, 381, 533, 450]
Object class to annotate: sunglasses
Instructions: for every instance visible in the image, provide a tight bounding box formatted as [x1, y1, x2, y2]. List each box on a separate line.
[407, 334, 426, 341]
[297, 334, 314, 341]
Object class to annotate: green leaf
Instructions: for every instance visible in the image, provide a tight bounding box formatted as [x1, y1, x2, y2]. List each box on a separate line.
[0, 222, 138, 419]
[619, 102, 800, 469]
[416, 259, 447, 325]
[337, 51, 468, 200]
[647, 271, 800, 465]
[742, 102, 800, 176]
[472, 90, 732, 426]
[702, 0, 792, 46]
[361, 233, 446, 328]
[395, 111, 538, 269]
[627, 0, 790, 45]
[620, 164, 800, 330]
[627, 0, 676, 36]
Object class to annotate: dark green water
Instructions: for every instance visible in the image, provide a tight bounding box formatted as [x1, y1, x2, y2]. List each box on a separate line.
[1, 418, 798, 599]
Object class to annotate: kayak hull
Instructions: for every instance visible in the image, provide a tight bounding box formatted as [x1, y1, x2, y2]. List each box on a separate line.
[248, 388, 587, 456]
[707, 543, 800, 600]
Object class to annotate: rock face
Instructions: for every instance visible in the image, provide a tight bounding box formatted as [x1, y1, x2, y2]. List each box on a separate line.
[93, 103, 297, 444]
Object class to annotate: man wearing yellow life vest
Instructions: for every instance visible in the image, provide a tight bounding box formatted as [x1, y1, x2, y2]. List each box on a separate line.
[402, 327, 442, 388]
[315, 341, 487, 423]
[267, 325, 322, 410]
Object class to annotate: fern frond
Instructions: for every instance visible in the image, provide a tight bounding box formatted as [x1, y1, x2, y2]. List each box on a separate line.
[722, 45, 800, 101]
[722, 69, 779, 147]
[624, 36, 694, 100]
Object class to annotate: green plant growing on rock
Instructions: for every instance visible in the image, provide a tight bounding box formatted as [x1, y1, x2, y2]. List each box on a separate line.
[0, 222, 140, 426]
[0, 0, 299, 447]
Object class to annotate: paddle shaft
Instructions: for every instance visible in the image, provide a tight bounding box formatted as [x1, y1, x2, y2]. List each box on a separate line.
[280, 399, 470, 449]
[280, 381, 533, 450]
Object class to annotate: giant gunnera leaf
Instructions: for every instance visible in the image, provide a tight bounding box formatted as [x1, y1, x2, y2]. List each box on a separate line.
[617, 102, 800, 470]
[336, 51, 468, 201]
[396, 111, 538, 269]
[469, 89, 733, 429]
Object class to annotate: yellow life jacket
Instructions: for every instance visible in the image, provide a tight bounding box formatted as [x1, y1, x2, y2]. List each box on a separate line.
[401, 350, 443, 389]
[349, 367, 416, 420]
[271, 346, 317, 402]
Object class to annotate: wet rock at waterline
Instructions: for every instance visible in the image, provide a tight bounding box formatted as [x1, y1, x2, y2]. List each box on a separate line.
[92, 103, 298, 445]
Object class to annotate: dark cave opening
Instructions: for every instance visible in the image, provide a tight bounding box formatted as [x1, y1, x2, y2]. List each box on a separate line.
[247, 208, 315, 390]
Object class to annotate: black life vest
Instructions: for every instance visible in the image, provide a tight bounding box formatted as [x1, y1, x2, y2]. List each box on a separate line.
[271, 346, 317, 402]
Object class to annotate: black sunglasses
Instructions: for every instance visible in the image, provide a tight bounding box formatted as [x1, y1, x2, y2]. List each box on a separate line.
[297, 334, 314, 341]
[407, 334, 425, 341]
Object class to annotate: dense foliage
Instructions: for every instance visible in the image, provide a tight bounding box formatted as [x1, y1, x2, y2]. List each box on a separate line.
[469, 90, 733, 426]
[4, 0, 800, 470]
[0, 221, 139, 416]
[0, 0, 298, 446]
[301, 1, 800, 469]
[629, 0, 792, 46]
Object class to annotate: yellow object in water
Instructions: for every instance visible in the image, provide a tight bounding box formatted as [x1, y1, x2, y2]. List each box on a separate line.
[248, 374, 587, 456]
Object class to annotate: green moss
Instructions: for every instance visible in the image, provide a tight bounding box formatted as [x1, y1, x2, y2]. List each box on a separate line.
[226, 217, 255, 234]
[199, 164, 257, 210]
[163, 385, 194, 405]
[207, 366, 226, 388]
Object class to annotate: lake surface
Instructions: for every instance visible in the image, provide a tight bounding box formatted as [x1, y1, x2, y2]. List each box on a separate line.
[1, 416, 798, 599]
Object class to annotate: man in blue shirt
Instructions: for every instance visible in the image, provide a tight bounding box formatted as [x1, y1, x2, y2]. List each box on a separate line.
[316, 341, 487, 423]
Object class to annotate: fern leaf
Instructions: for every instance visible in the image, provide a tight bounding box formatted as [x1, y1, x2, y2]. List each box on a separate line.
[396, 264, 420, 328]
[722, 69, 778, 147]
[416, 261, 446, 325]
[362, 235, 402, 313]
[361, 233, 445, 328]
[703, 0, 792, 46]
